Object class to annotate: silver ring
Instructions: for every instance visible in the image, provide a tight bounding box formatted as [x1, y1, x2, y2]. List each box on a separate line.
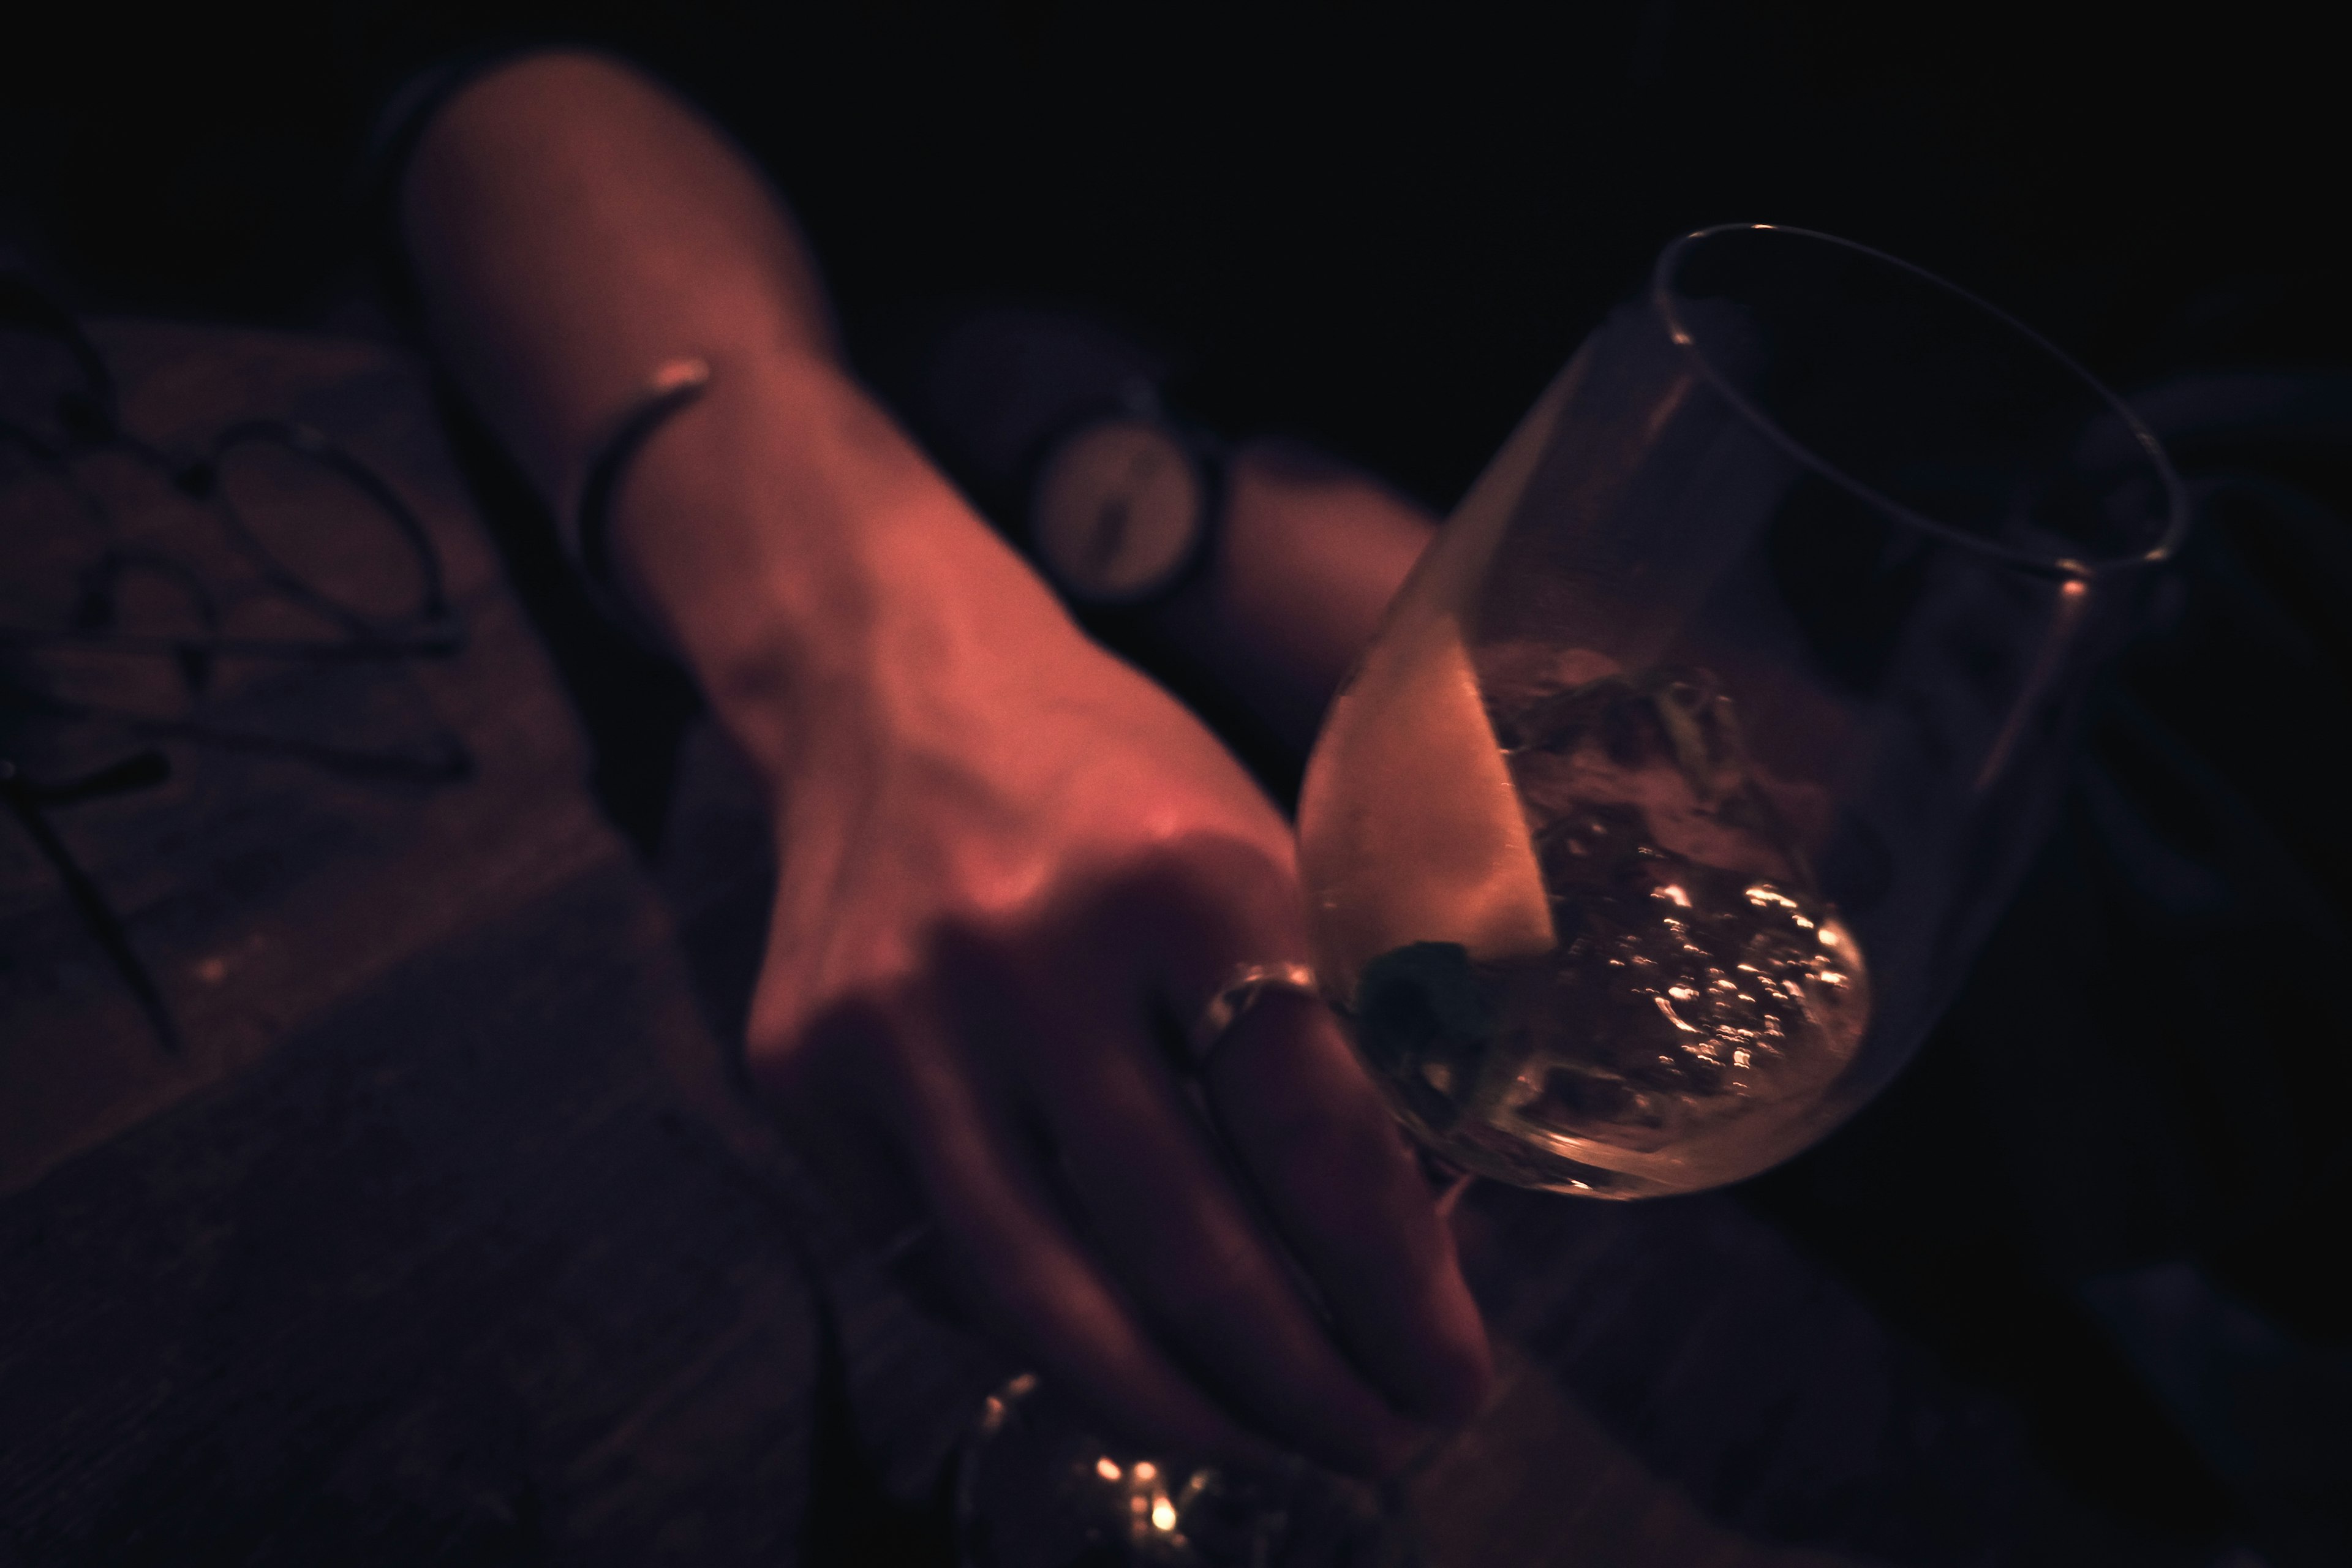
[1187, 960, 1320, 1071]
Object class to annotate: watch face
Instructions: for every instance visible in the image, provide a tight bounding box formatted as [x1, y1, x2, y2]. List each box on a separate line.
[1028, 417, 1205, 605]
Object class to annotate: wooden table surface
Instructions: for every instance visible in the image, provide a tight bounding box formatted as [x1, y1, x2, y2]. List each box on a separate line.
[0, 323, 2196, 1566]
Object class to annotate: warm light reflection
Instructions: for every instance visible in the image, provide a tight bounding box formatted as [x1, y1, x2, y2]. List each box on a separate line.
[1152, 1498, 1178, 1531]
[1096, 1457, 1121, 1482]
[1132, 1461, 1158, 1482]
[1653, 995, 1698, 1034]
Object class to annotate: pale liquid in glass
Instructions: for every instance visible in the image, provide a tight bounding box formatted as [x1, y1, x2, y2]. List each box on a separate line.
[1298, 539, 1870, 1199]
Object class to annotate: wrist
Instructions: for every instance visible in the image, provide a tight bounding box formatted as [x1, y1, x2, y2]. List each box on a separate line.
[608, 347, 1091, 794]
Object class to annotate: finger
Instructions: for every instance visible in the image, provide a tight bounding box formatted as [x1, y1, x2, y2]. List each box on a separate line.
[1206, 987, 1494, 1427]
[879, 993, 1292, 1472]
[1129, 841, 1494, 1427]
[1021, 1000, 1433, 1477]
[747, 992, 932, 1256]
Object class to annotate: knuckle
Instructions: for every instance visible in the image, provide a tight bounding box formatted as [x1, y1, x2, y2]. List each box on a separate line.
[747, 951, 940, 1101]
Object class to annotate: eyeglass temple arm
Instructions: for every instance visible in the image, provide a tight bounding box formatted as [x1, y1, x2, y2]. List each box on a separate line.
[0, 276, 120, 439]
[1, 753, 181, 1054]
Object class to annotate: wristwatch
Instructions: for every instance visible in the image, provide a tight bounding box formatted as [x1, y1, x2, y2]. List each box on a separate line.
[1024, 412, 1219, 608]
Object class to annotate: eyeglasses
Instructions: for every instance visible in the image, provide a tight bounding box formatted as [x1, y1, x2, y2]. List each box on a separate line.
[2, 276, 473, 1055]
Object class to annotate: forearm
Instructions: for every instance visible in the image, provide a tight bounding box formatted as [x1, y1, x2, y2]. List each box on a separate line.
[396, 49, 1430, 786]
[398, 50, 1075, 785]
[399, 52, 837, 510]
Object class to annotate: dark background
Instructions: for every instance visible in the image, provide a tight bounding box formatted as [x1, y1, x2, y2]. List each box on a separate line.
[5, 2, 2346, 1562]
[2, 1, 2344, 505]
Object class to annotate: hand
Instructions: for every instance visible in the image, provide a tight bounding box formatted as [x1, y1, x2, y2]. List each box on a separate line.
[742, 584, 1490, 1477]
[398, 48, 1488, 1479]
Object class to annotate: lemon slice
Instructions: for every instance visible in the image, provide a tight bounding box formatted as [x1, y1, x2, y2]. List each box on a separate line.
[1299, 366, 1575, 996]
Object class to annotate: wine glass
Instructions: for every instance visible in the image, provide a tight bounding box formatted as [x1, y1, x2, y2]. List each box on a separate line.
[1300, 222, 2183, 1198]
[957, 223, 2188, 1563]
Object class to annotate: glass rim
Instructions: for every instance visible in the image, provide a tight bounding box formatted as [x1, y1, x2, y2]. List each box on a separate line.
[1651, 223, 2190, 578]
